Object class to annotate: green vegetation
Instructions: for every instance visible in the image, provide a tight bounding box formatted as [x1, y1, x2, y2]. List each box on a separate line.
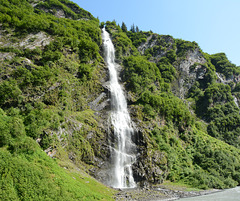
[106, 22, 240, 189]
[0, 148, 115, 201]
[126, 30, 147, 48]
[209, 53, 240, 78]
[160, 181, 201, 192]
[151, 124, 240, 189]
[186, 56, 240, 148]
[1, 0, 240, 199]
[0, 109, 115, 200]
[122, 55, 162, 93]
[175, 39, 199, 58]
[193, 83, 240, 148]
[0, 0, 115, 200]
[105, 21, 138, 59]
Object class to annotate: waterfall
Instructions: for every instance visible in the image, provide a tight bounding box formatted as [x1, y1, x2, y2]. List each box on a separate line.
[102, 28, 136, 188]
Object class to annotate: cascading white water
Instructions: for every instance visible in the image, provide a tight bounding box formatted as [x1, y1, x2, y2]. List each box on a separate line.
[102, 28, 136, 188]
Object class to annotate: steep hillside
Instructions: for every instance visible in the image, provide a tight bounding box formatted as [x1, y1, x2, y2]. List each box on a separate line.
[0, 0, 115, 200]
[104, 21, 240, 189]
[1, 0, 240, 200]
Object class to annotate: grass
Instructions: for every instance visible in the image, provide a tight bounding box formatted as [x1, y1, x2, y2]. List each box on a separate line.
[159, 181, 202, 192]
[0, 145, 116, 201]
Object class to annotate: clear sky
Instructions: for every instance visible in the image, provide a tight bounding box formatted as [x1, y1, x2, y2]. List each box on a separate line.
[72, 0, 240, 66]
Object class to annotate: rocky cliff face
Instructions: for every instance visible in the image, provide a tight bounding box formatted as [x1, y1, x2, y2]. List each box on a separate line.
[173, 48, 207, 98]
[2, 1, 240, 195]
[101, 24, 240, 188]
[87, 24, 240, 187]
[138, 34, 175, 62]
[138, 35, 207, 99]
[83, 46, 168, 187]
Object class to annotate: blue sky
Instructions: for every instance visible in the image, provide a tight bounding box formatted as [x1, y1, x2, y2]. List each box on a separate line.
[72, 0, 240, 66]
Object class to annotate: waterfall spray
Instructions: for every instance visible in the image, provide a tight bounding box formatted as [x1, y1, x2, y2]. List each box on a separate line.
[102, 28, 136, 188]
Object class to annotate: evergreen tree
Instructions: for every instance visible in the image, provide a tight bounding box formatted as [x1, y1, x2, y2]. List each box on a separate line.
[130, 24, 136, 33]
[121, 22, 127, 32]
[136, 26, 139, 33]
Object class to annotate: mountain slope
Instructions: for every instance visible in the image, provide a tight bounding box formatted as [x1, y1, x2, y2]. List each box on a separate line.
[104, 21, 240, 189]
[1, 0, 240, 200]
[0, 0, 115, 200]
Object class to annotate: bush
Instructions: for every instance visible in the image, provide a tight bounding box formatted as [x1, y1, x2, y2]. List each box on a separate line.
[210, 53, 239, 78]
[122, 55, 161, 93]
